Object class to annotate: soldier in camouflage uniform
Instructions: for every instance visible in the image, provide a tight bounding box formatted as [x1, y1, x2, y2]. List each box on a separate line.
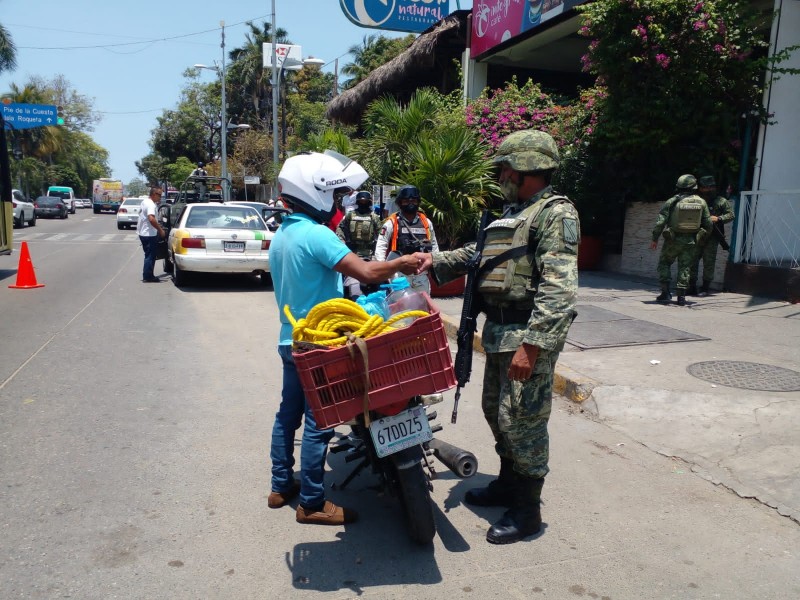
[418, 129, 580, 545]
[649, 175, 712, 306]
[689, 175, 735, 296]
[336, 191, 383, 299]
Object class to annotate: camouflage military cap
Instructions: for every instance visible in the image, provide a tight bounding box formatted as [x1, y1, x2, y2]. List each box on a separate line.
[698, 175, 716, 188]
[492, 129, 560, 172]
[676, 174, 698, 191]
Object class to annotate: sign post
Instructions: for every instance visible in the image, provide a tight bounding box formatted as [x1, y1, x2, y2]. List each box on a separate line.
[1, 103, 60, 130]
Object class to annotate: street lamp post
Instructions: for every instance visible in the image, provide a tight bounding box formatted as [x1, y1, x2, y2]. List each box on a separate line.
[195, 20, 236, 200]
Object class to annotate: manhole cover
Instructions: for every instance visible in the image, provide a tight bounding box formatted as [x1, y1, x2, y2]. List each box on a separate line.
[687, 361, 800, 391]
[578, 295, 615, 303]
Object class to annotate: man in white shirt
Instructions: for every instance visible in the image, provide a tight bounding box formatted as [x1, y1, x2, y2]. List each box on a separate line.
[137, 187, 166, 282]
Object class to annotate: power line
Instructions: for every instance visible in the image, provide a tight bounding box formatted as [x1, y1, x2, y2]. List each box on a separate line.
[15, 14, 270, 51]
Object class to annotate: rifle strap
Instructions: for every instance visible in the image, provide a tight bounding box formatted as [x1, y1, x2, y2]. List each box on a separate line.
[346, 334, 371, 427]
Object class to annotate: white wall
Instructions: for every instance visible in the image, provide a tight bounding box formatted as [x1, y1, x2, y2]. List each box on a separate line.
[744, 0, 800, 264]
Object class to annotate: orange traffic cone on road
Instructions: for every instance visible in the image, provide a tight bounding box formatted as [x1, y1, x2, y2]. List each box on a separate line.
[8, 241, 45, 289]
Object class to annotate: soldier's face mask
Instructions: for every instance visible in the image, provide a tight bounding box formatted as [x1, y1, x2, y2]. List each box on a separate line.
[499, 167, 521, 203]
[699, 187, 715, 200]
[356, 202, 372, 214]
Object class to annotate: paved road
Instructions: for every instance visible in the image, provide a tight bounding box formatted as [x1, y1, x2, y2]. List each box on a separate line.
[1, 218, 798, 598]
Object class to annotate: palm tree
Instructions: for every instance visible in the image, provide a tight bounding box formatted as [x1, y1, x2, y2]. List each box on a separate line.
[395, 128, 498, 248]
[0, 22, 17, 74]
[226, 21, 290, 129]
[341, 34, 414, 90]
[354, 89, 498, 248]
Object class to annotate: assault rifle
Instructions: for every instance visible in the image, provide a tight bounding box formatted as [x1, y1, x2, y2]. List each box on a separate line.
[713, 220, 730, 251]
[451, 209, 492, 424]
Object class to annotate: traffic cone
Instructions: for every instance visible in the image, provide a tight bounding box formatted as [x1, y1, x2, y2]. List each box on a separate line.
[9, 241, 45, 289]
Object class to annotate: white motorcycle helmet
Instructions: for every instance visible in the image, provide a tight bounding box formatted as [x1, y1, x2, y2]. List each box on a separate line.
[278, 150, 369, 224]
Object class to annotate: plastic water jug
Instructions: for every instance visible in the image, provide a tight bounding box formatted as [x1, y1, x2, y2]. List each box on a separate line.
[384, 277, 428, 327]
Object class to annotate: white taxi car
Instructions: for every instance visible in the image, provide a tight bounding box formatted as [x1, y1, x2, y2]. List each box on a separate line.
[164, 203, 272, 287]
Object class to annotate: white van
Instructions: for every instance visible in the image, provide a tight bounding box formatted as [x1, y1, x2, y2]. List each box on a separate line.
[47, 186, 76, 214]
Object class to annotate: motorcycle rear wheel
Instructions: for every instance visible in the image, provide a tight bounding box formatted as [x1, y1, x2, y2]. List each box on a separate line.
[394, 461, 436, 545]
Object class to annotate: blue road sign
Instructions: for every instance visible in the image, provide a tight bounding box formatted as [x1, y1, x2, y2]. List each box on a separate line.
[339, 0, 450, 33]
[1, 103, 59, 130]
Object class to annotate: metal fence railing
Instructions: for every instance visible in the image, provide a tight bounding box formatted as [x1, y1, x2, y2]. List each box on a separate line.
[732, 190, 800, 269]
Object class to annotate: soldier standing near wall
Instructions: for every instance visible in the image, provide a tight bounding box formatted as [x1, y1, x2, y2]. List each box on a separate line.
[650, 175, 712, 306]
[688, 175, 735, 296]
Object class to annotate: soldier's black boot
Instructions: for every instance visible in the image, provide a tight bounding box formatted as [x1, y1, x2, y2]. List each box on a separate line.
[676, 288, 687, 306]
[486, 476, 544, 545]
[698, 282, 710, 297]
[656, 285, 671, 303]
[465, 457, 515, 507]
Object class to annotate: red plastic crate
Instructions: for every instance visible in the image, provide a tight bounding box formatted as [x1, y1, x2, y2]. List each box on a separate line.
[293, 294, 456, 429]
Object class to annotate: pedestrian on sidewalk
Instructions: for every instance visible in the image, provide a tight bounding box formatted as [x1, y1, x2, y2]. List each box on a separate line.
[649, 175, 712, 305]
[268, 151, 424, 527]
[417, 129, 580, 544]
[137, 186, 165, 283]
[688, 175, 735, 296]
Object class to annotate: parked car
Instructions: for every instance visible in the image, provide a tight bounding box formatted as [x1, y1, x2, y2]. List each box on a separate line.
[162, 203, 272, 287]
[116, 197, 145, 230]
[34, 196, 68, 219]
[12, 189, 36, 227]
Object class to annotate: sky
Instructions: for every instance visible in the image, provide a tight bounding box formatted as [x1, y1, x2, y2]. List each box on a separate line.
[1, 0, 474, 185]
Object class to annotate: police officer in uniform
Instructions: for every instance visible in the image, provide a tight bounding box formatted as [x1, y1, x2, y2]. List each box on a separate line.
[688, 175, 735, 296]
[375, 185, 439, 293]
[418, 129, 580, 544]
[650, 175, 712, 306]
[336, 191, 383, 299]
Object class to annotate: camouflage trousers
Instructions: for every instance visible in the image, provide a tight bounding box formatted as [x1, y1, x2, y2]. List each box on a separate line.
[481, 350, 555, 479]
[690, 240, 720, 285]
[657, 240, 699, 291]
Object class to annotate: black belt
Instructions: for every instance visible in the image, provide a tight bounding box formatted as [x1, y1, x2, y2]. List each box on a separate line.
[483, 306, 532, 325]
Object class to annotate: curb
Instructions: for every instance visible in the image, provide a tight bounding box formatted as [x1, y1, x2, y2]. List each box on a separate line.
[439, 313, 596, 403]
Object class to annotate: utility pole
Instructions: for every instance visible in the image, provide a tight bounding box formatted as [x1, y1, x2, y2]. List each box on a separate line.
[220, 21, 228, 202]
[271, 0, 279, 199]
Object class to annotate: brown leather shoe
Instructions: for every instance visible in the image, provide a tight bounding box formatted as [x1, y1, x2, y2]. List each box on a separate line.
[268, 480, 300, 509]
[296, 501, 358, 525]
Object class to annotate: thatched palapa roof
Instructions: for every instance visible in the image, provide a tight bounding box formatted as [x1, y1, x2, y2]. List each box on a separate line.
[326, 10, 469, 126]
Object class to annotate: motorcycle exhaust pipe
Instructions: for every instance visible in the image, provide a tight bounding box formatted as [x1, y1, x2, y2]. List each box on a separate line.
[428, 438, 477, 478]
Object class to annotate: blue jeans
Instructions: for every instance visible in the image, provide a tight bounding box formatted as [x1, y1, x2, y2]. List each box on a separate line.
[270, 345, 334, 509]
[139, 234, 159, 280]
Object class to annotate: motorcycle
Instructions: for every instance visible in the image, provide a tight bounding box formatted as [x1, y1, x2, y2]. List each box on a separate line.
[330, 394, 478, 545]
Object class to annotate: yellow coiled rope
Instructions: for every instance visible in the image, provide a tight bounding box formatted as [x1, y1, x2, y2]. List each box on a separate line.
[284, 298, 429, 347]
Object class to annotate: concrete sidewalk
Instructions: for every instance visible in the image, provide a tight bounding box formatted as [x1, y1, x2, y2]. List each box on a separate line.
[433, 271, 800, 524]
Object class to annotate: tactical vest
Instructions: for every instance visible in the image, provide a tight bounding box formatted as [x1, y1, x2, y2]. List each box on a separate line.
[389, 213, 432, 255]
[669, 194, 705, 233]
[478, 195, 569, 303]
[344, 212, 379, 257]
